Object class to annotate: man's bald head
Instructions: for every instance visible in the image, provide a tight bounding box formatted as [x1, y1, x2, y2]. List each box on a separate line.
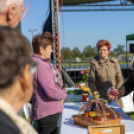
[0, 0, 24, 28]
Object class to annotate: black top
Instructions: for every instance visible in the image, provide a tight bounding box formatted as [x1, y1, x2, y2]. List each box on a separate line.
[0, 109, 21, 134]
[119, 70, 134, 96]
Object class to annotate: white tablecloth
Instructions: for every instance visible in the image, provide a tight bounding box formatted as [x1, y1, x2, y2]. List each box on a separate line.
[65, 88, 134, 113]
[122, 91, 134, 113]
[59, 101, 134, 134]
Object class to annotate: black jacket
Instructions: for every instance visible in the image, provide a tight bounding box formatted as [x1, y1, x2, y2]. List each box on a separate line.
[118, 71, 134, 103]
[0, 109, 21, 134]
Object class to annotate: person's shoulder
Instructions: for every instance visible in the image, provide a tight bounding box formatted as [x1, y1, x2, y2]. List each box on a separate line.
[32, 55, 44, 64]
[91, 55, 99, 64]
[109, 56, 118, 63]
[0, 110, 20, 134]
[32, 55, 49, 68]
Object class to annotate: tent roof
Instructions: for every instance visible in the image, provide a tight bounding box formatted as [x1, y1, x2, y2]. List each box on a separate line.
[60, 0, 113, 6]
[126, 33, 134, 41]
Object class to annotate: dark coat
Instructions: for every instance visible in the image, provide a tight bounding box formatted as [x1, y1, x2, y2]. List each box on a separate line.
[0, 109, 20, 134]
[118, 70, 134, 103]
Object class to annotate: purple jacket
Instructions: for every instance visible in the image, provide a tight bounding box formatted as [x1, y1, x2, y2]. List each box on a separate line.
[32, 54, 66, 120]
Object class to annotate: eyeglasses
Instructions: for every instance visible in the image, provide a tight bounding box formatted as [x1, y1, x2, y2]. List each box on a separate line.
[30, 61, 38, 74]
[99, 49, 107, 52]
[20, 0, 31, 21]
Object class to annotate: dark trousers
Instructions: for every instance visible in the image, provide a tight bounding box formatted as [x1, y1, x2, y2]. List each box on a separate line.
[37, 113, 60, 134]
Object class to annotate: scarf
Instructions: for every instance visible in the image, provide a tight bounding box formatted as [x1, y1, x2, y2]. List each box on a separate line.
[50, 63, 63, 88]
[99, 56, 108, 63]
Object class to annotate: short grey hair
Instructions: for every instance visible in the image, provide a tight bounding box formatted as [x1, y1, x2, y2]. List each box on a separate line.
[0, 0, 23, 13]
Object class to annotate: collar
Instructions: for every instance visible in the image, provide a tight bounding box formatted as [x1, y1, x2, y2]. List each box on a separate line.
[32, 54, 52, 70]
[0, 98, 16, 115]
[32, 54, 49, 62]
[99, 55, 108, 63]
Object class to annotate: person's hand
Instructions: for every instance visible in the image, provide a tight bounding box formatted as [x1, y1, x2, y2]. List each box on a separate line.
[93, 91, 99, 96]
[61, 100, 64, 104]
[61, 97, 66, 103]
[107, 93, 118, 100]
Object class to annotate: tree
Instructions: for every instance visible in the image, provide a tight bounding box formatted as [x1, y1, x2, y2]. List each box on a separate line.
[82, 45, 97, 58]
[61, 47, 72, 60]
[71, 47, 82, 58]
[110, 51, 116, 57]
[113, 44, 125, 56]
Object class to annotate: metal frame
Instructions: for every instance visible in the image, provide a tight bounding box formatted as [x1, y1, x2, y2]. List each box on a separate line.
[51, 0, 61, 71]
[51, 0, 56, 64]
[59, 5, 134, 12]
[50, 0, 134, 74]
[58, 0, 134, 12]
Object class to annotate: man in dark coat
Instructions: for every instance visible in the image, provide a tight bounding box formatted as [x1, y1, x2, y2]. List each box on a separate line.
[108, 71, 134, 103]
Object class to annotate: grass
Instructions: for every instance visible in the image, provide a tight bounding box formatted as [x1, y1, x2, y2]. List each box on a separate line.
[119, 62, 131, 64]
[56, 127, 59, 134]
[61, 62, 131, 67]
[62, 62, 90, 67]
[126, 112, 134, 121]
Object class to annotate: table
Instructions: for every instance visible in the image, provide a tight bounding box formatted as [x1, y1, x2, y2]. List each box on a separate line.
[59, 101, 134, 134]
[65, 88, 94, 103]
[65, 88, 81, 102]
[65, 88, 134, 113]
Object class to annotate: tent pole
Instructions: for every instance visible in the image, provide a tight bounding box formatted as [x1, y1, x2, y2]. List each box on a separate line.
[126, 40, 128, 78]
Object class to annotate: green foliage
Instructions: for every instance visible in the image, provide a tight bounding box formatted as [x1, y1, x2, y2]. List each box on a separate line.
[67, 89, 82, 95]
[82, 75, 88, 83]
[61, 45, 97, 60]
[126, 112, 134, 121]
[110, 51, 116, 57]
[77, 80, 84, 87]
[60, 44, 126, 60]
[81, 70, 89, 83]
[82, 45, 97, 58]
[61, 47, 73, 59]
[113, 44, 125, 56]
[71, 47, 82, 58]
[56, 127, 59, 134]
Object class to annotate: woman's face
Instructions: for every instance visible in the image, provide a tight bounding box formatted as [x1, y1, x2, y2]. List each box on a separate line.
[98, 46, 109, 59]
[41, 45, 53, 59]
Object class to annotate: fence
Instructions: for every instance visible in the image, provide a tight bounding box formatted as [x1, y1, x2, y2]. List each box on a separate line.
[61, 61, 90, 87]
[52, 60, 131, 88]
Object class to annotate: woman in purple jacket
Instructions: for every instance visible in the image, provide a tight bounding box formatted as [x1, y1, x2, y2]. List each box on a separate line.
[32, 32, 67, 134]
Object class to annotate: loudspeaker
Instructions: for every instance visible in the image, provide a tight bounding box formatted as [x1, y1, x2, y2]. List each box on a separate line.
[130, 44, 134, 53]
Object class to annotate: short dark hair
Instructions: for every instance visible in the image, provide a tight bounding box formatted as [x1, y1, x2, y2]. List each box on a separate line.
[32, 32, 53, 54]
[0, 26, 32, 89]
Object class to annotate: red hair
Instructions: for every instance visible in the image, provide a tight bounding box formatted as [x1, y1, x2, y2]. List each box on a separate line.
[96, 40, 111, 51]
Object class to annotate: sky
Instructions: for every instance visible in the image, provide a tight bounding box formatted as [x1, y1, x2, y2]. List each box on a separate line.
[21, 0, 134, 52]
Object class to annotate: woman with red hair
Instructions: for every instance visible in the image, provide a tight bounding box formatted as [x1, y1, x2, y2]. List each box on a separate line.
[88, 40, 123, 108]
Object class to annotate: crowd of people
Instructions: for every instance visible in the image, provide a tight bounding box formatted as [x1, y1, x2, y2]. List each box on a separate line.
[0, 0, 134, 134]
[0, 1, 66, 134]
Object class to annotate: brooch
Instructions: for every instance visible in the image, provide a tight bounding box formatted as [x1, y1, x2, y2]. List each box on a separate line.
[101, 63, 104, 67]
